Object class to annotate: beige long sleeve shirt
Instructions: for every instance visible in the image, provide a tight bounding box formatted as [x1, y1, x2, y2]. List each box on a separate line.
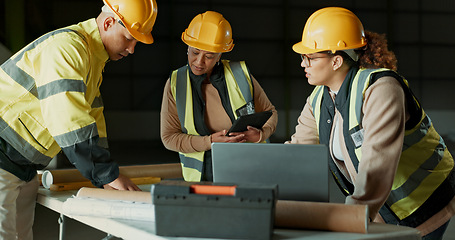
[288, 77, 455, 235]
[160, 75, 278, 154]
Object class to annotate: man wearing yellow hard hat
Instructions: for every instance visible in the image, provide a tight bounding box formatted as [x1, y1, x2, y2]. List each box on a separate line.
[287, 7, 454, 239]
[0, 0, 157, 238]
[160, 11, 278, 182]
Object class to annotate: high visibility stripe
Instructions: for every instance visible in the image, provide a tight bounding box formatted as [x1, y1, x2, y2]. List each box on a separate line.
[1, 29, 82, 97]
[309, 86, 323, 131]
[1, 59, 38, 97]
[402, 114, 431, 152]
[229, 61, 253, 104]
[0, 19, 107, 173]
[172, 66, 204, 181]
[390, 147, 453, 219]
[15, 29, 83, 62]
[349, 69, 452, 216]
[348, 69, 386, 161]
[354, 148, 362, 164]
[37, 79, 87, 100]
[179, 153, 204, 169]
[348, 70, 361, 131]
[171, 61, 253, 181]
[392, 125, 448, 192]
[309, 85, 353, 193]
[310, 68, 455, 221]
[223, 60, 252, 119]
[0, 117, 53, 165]
[349, 69, 376, 131]
[394, 121, 443, 184]
[173, 67, 189, 134]
[392, 145, 441, 198]
[183, 78, 197, 136]
[179, 152, 204, 180]
[172, 61, 253, 136]
[53, 122, 98, 148]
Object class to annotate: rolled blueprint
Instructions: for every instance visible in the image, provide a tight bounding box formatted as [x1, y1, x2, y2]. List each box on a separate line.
[42, 163, 182, 189]
[62, 187, 155, 221]
[76, 187, 152, 203]
[275, 200, 369, 233]
[119, 163, 182, 179]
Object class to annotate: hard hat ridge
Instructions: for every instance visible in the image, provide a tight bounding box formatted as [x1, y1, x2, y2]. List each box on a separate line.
[103, 0, 158, 44]
[182, 11, 234, 53]
[293, 7, 366, 55]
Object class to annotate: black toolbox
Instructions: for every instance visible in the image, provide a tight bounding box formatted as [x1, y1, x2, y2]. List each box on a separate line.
[152, 180, 277, 239]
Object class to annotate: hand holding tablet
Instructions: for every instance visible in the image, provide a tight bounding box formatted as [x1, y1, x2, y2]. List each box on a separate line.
[226, 111, 273, 136]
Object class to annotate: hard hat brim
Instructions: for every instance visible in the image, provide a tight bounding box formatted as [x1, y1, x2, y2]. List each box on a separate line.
[292, 41, 366, 55]
[103, 0, 157, 45]
[293, 7, 367, 55]
[292, 41, 318, 55]
[129, 28, 154, 44]
[182, 32, 233, 53]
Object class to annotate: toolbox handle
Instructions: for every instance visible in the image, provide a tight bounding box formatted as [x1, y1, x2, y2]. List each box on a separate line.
[190, 185, 236, 196]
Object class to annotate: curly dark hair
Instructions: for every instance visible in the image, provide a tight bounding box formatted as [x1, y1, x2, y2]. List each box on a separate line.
[357, 31, 397, 71]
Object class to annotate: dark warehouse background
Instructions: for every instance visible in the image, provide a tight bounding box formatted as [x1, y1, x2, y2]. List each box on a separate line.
[2, 0, 455, 144]
[2, 1, 455, 239]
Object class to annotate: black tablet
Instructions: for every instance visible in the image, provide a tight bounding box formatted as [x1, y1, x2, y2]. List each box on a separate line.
[226, 110, 273, 135]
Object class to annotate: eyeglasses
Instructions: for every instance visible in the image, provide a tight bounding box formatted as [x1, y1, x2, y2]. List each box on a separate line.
[117, 19, 126, 28]
[300, 54, 331, 67]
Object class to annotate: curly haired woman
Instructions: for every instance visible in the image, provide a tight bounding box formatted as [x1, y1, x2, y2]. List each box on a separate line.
[288, 7, 454, 240]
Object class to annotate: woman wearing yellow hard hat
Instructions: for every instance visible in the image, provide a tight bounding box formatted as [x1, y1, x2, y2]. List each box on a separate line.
[288, 7, 453, 239]
[160, 11, 278, 182]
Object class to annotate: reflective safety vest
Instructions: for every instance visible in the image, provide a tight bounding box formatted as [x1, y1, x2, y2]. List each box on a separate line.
[170, 60, 253, 181]
[0, 19, 108, 168]
[309, 68, 455, 227]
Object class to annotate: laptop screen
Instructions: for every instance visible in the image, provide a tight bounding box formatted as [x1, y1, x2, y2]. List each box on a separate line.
[211, 142, 329, 202]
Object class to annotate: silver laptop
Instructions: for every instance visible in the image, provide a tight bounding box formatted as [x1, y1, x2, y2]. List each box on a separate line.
[211, 142, 329, 202]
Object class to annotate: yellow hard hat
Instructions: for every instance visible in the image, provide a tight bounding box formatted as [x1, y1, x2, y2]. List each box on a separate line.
[182, 11, 234, 53]
[293, 7, 366, 55]
[103, 0, 158, 44]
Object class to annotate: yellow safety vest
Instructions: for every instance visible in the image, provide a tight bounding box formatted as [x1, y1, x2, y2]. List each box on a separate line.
[170, 60, 254, 181]
[310, 68, 455, 225]
[0, 19, 108, 166]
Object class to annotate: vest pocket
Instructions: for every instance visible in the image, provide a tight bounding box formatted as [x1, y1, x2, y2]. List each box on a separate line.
[17, 111, 54, 150]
